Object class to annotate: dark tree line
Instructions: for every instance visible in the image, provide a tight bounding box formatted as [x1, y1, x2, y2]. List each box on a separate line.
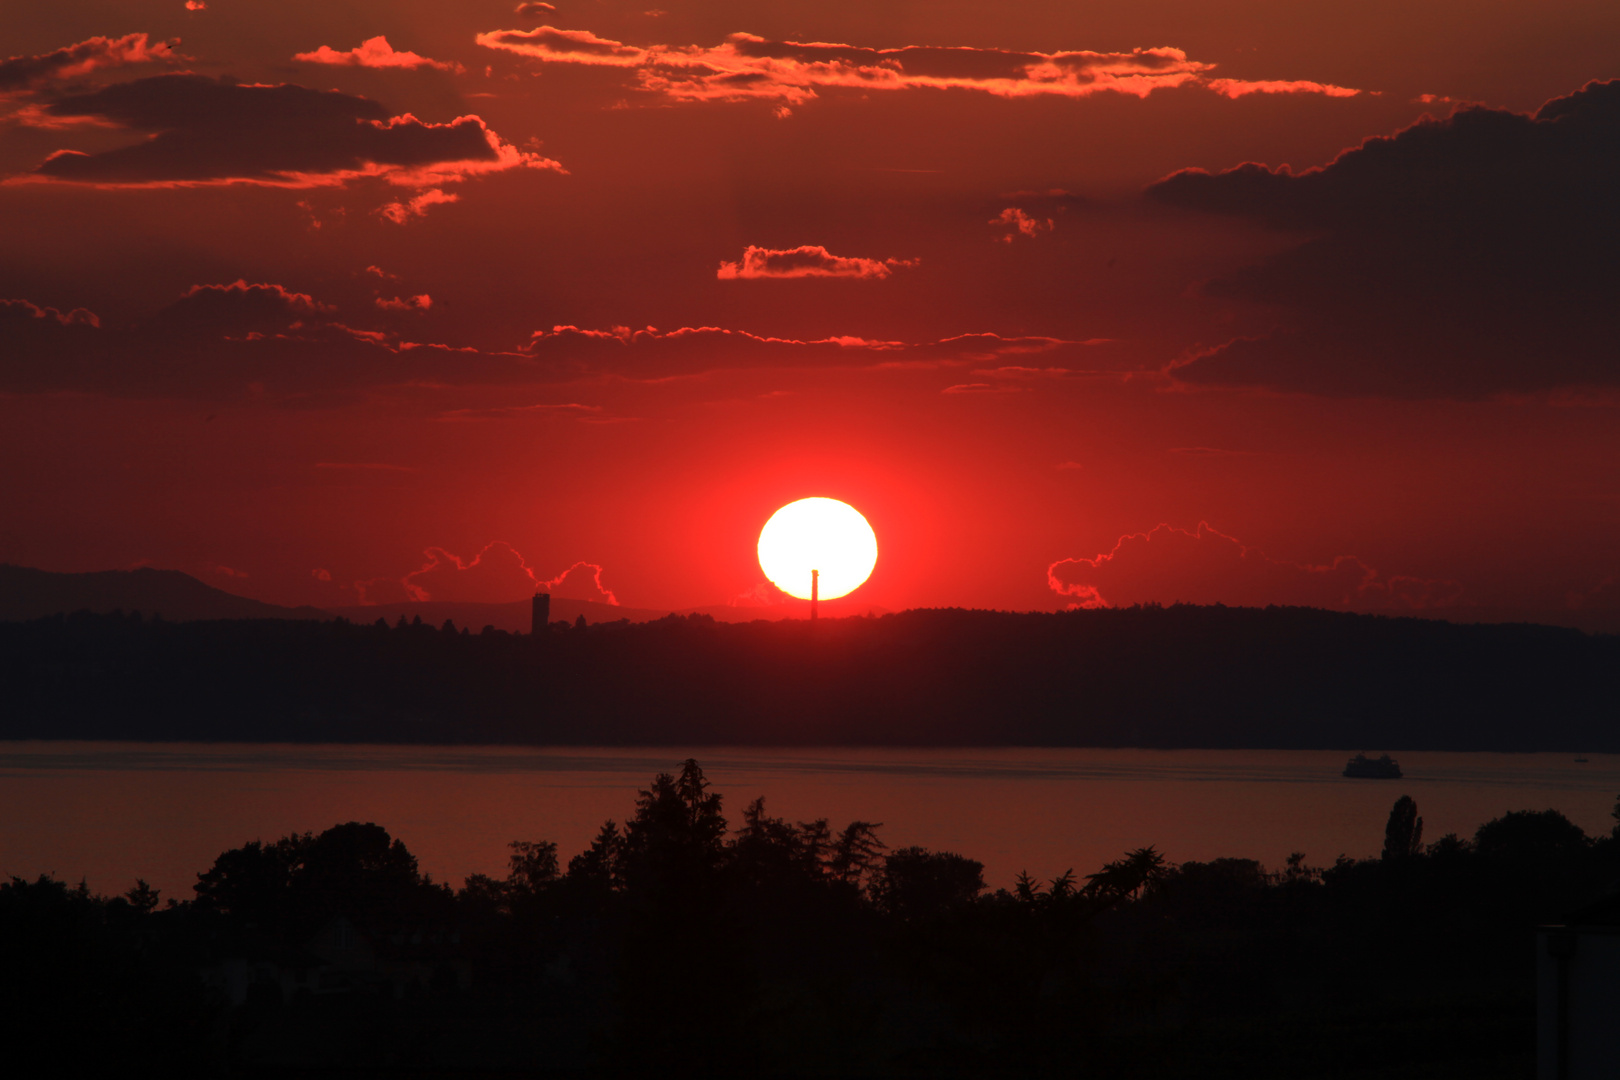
[5, 759, 1620, 1077]
[1, 604, 1614, 748]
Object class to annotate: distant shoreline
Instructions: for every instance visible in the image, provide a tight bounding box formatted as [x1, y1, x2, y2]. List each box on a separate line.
[3, 605, 1613, 752]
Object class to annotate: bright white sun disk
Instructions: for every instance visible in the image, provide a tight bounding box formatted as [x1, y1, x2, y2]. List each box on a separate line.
[757, 497, 877, 601]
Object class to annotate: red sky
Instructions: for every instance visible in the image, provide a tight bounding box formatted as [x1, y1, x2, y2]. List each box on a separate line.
[3, 0, 1618, 628]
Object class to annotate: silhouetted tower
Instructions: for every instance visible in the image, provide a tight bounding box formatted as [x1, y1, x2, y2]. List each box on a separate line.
[531, 592, 550, 635]
[811, 569, 819, 621]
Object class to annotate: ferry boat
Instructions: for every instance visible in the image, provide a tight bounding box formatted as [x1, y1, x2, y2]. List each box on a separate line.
[1343, 753, 1403, 779]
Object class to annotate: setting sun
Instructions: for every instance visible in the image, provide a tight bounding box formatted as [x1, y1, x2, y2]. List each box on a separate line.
[757, 498, 878, 601]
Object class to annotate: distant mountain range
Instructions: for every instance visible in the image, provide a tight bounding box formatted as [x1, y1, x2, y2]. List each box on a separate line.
[0, 564, 330, 623]
[2, 562, 1607, 634]
[0, 564, 888, 629]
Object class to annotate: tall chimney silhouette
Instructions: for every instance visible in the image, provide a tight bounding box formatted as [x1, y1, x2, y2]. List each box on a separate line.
[811, 569, 819, 621]
[531, 592, 551, 635]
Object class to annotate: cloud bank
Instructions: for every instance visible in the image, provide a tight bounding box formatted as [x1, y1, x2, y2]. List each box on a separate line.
[1, 277, 1122, 403]
[23, 74, 559, 189]
[1048, 522, 1462, 613]
[1151, 78, 1620, 398]
[294, 36, 463, 73]
[0, 33, 179, 92]
[476, 27, 1359, 105]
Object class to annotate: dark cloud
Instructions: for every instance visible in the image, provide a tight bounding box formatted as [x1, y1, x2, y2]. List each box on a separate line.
[0, 283, 535, 403]
[523, 325, 1122, 381]
[27, 74, 554, 187]
[1, 297, 99, 327]
[152, 280, 330, 336]
[0, 33, 178, 92]
[1, 299, 106, 393]
[0, 283, 1123, 403]
[1150, 79, 1620, 398]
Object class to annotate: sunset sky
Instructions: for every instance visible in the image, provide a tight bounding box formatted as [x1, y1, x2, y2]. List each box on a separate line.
[3, 1, 1618, 628]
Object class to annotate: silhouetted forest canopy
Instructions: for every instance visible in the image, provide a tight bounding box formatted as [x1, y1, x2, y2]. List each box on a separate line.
[1, 605, 1614, 749]
[5, 759, 1618, 1076]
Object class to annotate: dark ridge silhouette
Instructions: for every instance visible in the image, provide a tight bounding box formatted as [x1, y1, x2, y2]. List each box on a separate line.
[328, 595, 893, 632]
[329, 597, 668, 631]
[2, 761, 1611, 1076]
[0, 560, 1594, 632]
[1, 604, 1612, 749]
[0, 563, 330, 622]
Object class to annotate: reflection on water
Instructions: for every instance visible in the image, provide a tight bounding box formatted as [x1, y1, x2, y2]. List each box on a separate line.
[2, 742, 1616, 901]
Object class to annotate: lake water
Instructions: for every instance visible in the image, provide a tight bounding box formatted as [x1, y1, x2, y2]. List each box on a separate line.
[2, 743, 1616, 902]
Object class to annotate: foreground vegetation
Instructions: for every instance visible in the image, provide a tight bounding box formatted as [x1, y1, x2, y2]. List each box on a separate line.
[3, 760, 1615, 1077]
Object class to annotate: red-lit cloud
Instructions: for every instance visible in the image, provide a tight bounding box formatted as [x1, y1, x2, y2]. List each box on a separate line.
[479, 27, 648, 67]
[476, 27, 1360, 105]
[21, 75, 560, 190]
[1204, 78, 1359, 99]
[161, 280, 331, 333]
[2, 297, 100, 327]
[1048, 522, 1462, 612]
[399, 542, 538, 603]
[294, 36, 463, 73]
[524, 325, 1120, 381]
[376, 293, 433, 311]
[379, 187, 459, 223]
[991, 207, 1054, 241]
[941, 382, 1019, 394]
[353, 541, 619, 606]
[0, 33, 179, 92]
[1151, 78, 1620, 398]
[717, 245, 917, 280]
[542, 561, 620, 606]
[514, 2, 557, 15]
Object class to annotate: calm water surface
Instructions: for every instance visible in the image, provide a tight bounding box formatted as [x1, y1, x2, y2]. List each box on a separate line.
[2, 743, 1616, 901]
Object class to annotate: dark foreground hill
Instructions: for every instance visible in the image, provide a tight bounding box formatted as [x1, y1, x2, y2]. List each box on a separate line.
[2, 605, 1613, 749]
[0, 564, 330, 622]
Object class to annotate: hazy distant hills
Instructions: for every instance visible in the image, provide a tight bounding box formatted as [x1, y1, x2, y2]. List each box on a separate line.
[0, 564, 330, 623]
[329, 594, 890, 632]
[328, 598, 667, 632]
[4, 562, 1600, 634]
[0, 564, 889, 630]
